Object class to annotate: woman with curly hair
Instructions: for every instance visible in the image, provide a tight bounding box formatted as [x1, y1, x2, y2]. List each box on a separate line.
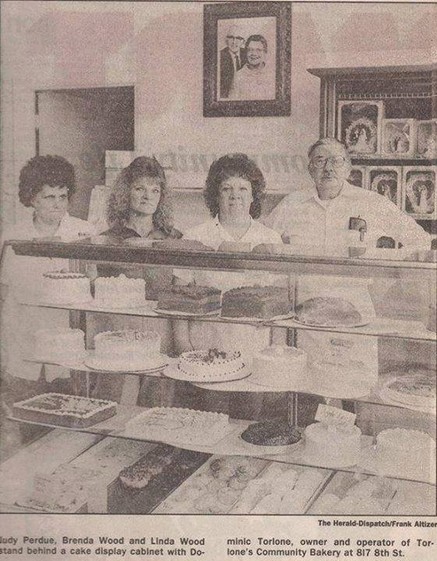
[104, 156, 181, 241]
[173, 154, 284, 416]
[1, 155, 94, 452]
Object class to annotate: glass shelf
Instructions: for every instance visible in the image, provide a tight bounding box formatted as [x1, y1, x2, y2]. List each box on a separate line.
[21, 299, 437, 343]
[8, 408, 435, 487]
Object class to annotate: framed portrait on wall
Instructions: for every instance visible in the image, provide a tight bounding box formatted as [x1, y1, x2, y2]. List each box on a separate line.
[348, 166, 366, 189]
[402, 166, 436, 218]
[337, 101, 384, 156]
[368, 166, 401, 207]
[417, 120, 437, 159]
[381, 119, 416, 157]
[203, 2, 291, 117]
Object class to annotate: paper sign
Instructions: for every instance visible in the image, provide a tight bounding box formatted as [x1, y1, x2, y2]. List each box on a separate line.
[315, 404, 357, 425]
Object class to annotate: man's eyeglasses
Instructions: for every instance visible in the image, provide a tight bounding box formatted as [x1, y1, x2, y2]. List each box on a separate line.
[311, 156, 347, 169]
[227, 35, 244, 41]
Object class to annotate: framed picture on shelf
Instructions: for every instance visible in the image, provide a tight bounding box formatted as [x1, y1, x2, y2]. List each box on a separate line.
[348, 166, 366, 189]
[337, 101, 383, 156]
[381, 119, 416, 157]
[368, 167, 401, 207]
[402, 166, 436, 218]
[203, 2, 291, 117]
[416, 120, 437, 159]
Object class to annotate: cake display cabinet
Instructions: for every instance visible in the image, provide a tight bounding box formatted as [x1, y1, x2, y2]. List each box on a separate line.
[0, 239, 435, 515]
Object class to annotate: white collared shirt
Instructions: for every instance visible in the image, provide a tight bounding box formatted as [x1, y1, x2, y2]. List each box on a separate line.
[174, 216, 282, 290]
[263, 181, 431, 250]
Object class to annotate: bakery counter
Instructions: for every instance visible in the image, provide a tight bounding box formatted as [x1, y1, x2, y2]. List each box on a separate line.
[8, 404, 436, 486]
[8, 239, 437, 279]
[20, 299, 437, 342]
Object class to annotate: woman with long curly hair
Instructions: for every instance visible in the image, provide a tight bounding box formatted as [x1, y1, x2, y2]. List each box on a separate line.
[104, 156, 181, 240]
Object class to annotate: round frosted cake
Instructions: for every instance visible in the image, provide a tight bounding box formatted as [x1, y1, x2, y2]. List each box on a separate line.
[251, 346, 307, 390]
[41, 271, 91, 304]
[308, 360, 375, 399]
[295, 296, 363, 327]
[382, 369, 436, 410]
[34, 328, 86, 363]
[93, 330, 161, 370]
[376, 428, 436, 481]
[94, 274, 146, 308]
[303, 422, 362, 467]
[177, 348, 246, 382]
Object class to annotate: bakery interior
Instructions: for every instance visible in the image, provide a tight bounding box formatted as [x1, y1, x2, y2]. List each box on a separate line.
[0, 1, 436, 516]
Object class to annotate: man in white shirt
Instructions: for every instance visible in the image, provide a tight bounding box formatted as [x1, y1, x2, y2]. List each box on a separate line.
[229, 34, 275, 101]
[264, 137, 430, 250]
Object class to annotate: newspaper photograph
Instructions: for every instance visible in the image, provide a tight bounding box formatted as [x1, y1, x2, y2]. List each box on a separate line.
[0, 1, 436, 559]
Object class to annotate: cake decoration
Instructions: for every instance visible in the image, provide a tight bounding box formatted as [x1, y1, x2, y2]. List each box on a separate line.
[12, 393, 117, 428]
[382, 368, 436, 410]
[303, 420, 362, 468]
[41, 270, 91, 304]
[241, 419, 302, 447]
[125, 407, 232, 446]
[173, 348, 247, 383]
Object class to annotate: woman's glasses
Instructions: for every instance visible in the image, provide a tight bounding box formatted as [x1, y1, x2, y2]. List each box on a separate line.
[311, 156, 347, 169]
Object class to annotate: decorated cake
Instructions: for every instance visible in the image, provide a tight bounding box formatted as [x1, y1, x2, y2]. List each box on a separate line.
[125, 407, 231, 446]
[33, 328, 86, 364]
[382, 368, 436, 410]
[12, 393, 117, 428]
[157, 285, 221, 314]
[251, 345, 307, 389]
[29, 464, 101, 512]
[177, 348, 246, 383]
[221, 286, 291, 319]
[303, 422, 362, 467]
[91, 329, 162, 370]
[295, 296, 363, 327]
[41, 270, 91, 304]
[376, 428, 436, 480]
[94, 274, 146, 308]
[241, 419, 302, 448]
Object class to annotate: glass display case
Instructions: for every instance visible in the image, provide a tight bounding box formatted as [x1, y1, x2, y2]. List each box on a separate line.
[0, 239, 435, 515]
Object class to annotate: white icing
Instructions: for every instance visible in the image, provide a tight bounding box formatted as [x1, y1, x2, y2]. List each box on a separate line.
[93, 330, 161, 369]
[303, 422, 362, 467]
[94, 274, 145, 308]
[126, 407, 230, 446]
[34, 328, 86, 363]
[251, 345, 307, 389]
[14, 393, 116, 419]
[178, 349, 245, 382]
[41, 271, 91, 304]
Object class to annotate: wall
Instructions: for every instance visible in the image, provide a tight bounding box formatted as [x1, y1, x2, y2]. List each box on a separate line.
[1, 1, 436, 231]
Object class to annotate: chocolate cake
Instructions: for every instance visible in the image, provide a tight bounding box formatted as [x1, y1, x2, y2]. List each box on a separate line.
[221, 286, 291, 319]
[12, 393, 117, 428]
[295, 296, 362, 327]
[241, 419, 302, 447]
[157, 284, 221, 314]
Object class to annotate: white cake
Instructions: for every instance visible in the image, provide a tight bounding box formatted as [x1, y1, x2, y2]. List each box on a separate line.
[92, 330, 161, 370]
[308, 360, 375, 399]
[41, 271, 91, 304]
[30, 464, 101, 512]
[251, 346, 307, 389]
[125, 407, 231, 446]
[94, 274, 146, 308]
[34, 328, 86, 363]
[303, 422, 362, 467]
[177, 348, 246, 383]
[376, 428, 436, 481]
